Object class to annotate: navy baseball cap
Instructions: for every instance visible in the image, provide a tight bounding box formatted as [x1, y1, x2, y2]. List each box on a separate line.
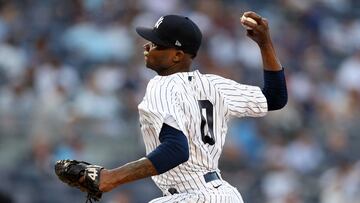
[136, 15, 202, 56]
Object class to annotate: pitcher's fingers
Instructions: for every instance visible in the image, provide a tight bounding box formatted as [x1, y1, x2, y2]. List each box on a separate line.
[243, 11, 263, 24]
[242, 20, 258, 30]
[262, 18, 270, 28]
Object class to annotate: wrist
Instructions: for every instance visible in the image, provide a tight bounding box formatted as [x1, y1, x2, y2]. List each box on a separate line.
[258, 41, 273, 49]
[99, 169, 114, 192]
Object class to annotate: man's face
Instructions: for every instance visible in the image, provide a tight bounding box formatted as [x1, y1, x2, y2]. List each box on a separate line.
[143, 42, 177, 73]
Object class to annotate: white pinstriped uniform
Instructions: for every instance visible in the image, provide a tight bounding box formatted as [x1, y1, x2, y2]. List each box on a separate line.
[138, 70, 268, 203]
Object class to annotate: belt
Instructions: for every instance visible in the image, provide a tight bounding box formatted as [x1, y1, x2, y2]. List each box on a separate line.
[203, 171, 220, 183]
[168, 171, 220, 195]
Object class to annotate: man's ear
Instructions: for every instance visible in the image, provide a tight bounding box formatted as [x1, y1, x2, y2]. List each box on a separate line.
[173, 50, 185, 63]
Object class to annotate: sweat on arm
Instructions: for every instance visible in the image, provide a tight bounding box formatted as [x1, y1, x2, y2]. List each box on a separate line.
[146, 123, 189, 174]
[261, 68, 287, 111]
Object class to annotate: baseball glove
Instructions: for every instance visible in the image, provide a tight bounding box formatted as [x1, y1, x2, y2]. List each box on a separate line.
[54, 159, 104, 202]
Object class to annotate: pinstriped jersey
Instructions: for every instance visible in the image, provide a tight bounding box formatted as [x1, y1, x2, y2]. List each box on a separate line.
[138, 70, 267, 193]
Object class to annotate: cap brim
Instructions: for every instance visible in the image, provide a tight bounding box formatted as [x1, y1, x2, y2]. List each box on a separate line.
[136, 27, 171, 47]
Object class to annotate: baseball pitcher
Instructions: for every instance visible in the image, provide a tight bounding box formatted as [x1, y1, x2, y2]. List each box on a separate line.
[54, 11, 287, 203]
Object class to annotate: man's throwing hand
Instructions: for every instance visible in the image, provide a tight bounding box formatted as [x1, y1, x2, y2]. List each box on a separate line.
[241, 11, 271, 46]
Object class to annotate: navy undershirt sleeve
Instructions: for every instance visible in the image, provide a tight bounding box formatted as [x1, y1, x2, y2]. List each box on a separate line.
[146, 123, 189, 174]
[262, 68, 288, 111]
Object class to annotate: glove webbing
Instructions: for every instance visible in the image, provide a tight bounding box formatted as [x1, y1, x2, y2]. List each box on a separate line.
[86, 194, 95, 203]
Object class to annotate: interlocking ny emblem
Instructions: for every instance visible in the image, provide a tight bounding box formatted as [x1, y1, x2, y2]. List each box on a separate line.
[154, 16, 164, 29]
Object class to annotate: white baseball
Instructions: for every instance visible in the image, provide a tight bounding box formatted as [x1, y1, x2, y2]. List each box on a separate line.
[241, 15, 258, 30]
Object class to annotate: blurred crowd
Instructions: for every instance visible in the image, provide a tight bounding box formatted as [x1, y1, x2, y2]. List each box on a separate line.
[0, 0, 359, 202]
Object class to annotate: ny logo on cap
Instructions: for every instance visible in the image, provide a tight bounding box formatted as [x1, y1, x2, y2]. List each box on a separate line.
[154, 16, 164, 29]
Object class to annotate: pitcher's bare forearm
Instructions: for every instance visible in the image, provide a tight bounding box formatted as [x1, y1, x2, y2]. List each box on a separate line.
[259, 42, 282, 71]
[99, 157, 158, 192]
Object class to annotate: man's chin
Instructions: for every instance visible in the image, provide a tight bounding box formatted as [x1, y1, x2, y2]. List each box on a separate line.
[145, 62, 152, 69]
[145, 63, 162, 74]
[145, 61, 156, 69]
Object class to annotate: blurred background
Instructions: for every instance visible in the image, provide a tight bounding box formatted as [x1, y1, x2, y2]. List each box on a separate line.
[0, 0, 359, 202]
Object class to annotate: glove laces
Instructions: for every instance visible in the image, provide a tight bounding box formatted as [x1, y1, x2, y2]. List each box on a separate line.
[85, 194, 95, 203]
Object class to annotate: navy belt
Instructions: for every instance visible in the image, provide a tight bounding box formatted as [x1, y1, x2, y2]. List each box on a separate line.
[204, 171, 220, 183]
[167, 172, 220, 195]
